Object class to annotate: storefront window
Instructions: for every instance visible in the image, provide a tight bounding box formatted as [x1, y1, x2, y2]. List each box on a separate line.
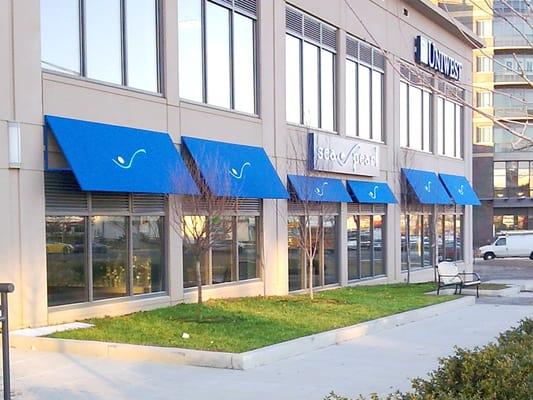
[401, 213, 433, 270]
[493, 213, 528, 233]
[437, 213, 464, 262]
[182, 215, 260, 288]
[91, 216, 128, 300]
[132, 216, 165, 295]
[287, 214, 338, 291]
[347, 214, 386, 280]
[46, 216, 87, 306]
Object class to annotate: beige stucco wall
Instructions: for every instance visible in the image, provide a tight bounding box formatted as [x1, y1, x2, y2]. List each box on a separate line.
[0, 0, 475, 329]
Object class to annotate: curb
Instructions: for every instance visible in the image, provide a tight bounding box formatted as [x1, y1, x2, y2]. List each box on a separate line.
[11, 296, 475, 370]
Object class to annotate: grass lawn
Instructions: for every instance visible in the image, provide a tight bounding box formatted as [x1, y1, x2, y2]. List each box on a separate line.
[50, 283, 456, 353]
[478, 283, 509, 290]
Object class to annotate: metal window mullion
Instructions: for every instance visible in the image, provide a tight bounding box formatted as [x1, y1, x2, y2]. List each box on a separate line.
[319, 216, 324, 287]
[229, 9, 235, 110]
[406, 83, 410, 148]
[355, 62, 359, 137]
[299, 38, 304, 125]
[318, 47, 322, 129]
[80, 0, 87, 77]
[121, 0, 128, 87]
[253, 18, 258, 115]
[357, 215, 361, 279]
[155, 0, 163, 94]
[201, 0, 208, 103]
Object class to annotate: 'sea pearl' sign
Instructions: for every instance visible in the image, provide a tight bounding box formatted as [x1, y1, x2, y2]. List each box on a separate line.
[415, 35, 462, 81]
[311, 132, 380, 177]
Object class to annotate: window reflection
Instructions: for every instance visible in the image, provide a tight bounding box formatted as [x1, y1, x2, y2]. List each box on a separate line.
[409, 214, 422, 268]
[373, 215, 384, 275]
[46, 216, 87, 306]
[178, 0, 203, 102]
[286, 35, 302, 124]
[182, 216, 209, 288]
[237, 217, 258, 281]
[234, 14, 256, 114]
[372, 71, 383, 141]
[91, 216, 128, 300]
[40, 0, 80, 74]
[288, 216, 304, 291]
[345, 60, 357, 137]
[321, 50, 335, 132]
[347, 214, 386, 279]
[360, 216, 372, 277]
[323, 216, 337, 285]
[85, 0, 122, 85]
[132, 216, 164, 294]
[400, 82, 408, 147]
[358, 65, 371, 140]
[347, 215, 360, 279]
[206, 3, 231, 108]
[126, 0, 159, 92]
[303, 43, 319, 127]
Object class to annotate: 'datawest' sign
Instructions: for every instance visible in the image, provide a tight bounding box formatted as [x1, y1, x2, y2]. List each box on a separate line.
[310, 132, 380, 177]
[415, 36, 462, 81]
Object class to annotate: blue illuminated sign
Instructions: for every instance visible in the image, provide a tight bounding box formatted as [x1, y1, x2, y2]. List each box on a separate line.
[415, 36, 462, 81]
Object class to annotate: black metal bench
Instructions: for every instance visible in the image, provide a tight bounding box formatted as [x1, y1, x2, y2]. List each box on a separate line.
[436, 262, 481, 298]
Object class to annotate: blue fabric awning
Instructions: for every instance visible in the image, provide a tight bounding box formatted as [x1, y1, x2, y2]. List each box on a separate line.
[181, 136, 288, 199]
[439, 173, 481, 205]
[402, 168, 452, 205]
[45, 115, 199, 195]
[288, 175, 352, 202]
[347, 180, 397, 204]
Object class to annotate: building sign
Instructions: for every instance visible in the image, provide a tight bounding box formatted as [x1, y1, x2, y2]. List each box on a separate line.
[310, 132, 380, 177]
[415, 36, 462, 81]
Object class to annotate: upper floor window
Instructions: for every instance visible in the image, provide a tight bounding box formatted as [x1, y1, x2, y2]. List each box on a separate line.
[399, 80, 431, 152]
[285, 6, 337, 131]
[345, 36, 384, 141]
[477, 91, 493, 108]
[178, 0, 257, 114]
[41, 0, 160, 93]
[476, 20, 492, 37]
[437, 96, 463, 158]
[494, 160, 533, 198]
[475, 126, 493, 144]
[476, 56, 493, 73]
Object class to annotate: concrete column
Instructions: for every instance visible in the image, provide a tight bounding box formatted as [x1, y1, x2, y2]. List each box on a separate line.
[338, 202, 348, 286]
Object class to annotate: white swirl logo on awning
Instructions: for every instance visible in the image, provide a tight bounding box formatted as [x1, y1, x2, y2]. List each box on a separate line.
[424, 181, 432, 193]
[368, 185, 379, 199]
[315, 182, 328, 197]
[112, 148, 147, 169]
[229, 162, 251, 179]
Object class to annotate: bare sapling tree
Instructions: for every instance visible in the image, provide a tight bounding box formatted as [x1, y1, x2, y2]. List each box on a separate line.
[169, 152, 236, 320]
[287, 132, 326, 300]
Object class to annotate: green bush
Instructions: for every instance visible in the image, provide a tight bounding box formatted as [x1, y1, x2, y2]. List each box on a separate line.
[326, 318, 532, 400]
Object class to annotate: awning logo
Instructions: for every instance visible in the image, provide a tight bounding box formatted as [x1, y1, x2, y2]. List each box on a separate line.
[368, 185, 379, 200]
[315, 182, 328, 197]
[425, 181, 432, 193]
[112, 148, 147, 169]
[229, 162, 251, 179]
[458, 184, 465, 196]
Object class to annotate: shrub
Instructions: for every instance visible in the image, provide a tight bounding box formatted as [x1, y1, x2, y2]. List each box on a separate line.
[326, 318, 532, 400]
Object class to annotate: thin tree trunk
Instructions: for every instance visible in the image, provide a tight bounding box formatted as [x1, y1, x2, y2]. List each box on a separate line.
[308, 258, 314, 300]
[195, 258, 203, 321]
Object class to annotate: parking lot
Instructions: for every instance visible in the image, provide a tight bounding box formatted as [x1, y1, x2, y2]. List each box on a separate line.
[474, 258, 533, 281]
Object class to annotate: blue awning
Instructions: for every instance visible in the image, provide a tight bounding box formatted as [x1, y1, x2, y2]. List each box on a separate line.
[402, 168, 452, 205]
[181, 136, 288, 199]
[347, 180, 397, 204]
[439, 173, 481, 205]
[45, 115, 199, 195]
[288, 175, 352, 202]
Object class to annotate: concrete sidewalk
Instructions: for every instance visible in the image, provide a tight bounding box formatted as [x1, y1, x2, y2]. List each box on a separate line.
[8, 302, 533, 400]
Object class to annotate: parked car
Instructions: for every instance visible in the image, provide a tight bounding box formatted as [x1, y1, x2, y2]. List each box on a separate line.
[46, 242, 74, 254]
[479, 230, 533, 260]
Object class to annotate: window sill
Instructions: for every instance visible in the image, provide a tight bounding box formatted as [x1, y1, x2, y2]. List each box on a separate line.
[47, 291, 170, 311]
[436, 153, 464, 161]
[288, 282, 341, 294]
[347, 274, 387, 284]
[183, 278, 262, 292]
[345, 134, 385, 145]
[400, 146, 433, 155]
[42, 69, 166, 103]
[179, 99, 261, 123]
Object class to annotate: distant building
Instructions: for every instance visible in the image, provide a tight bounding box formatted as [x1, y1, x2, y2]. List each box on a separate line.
[436, 0, 533, 247]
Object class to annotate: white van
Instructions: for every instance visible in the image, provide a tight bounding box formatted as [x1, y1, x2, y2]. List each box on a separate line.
[479, 231, 533, 260]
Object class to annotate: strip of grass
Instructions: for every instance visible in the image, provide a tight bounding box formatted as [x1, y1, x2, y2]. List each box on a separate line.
[50, 283, 456, 353]
[478, 283, 509, 290]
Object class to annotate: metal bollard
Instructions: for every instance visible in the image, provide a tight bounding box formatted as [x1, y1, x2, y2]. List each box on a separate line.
[0, 283, 15, 400]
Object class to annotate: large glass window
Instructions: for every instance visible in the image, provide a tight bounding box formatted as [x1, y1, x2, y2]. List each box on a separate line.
[132, 216, 165, 295]
[288, 214, 338, 291]
[92, 216, 128, 300]
[178, 0, 257, 114]
[182, 215, 260, 288]
[46, 216, 87, 306]
[437, 214, 464, 262]
[345, 60, 384, 141]
[45, 178, 167, 306]
[401, 213, 433, 270]
[347, 214, 386, 280]
[40, 0, 160, 92]
[285, 9, 336, 130]
[494, 161, 533, 198]
[400, 81, 431, 152]
[40, 0, 81, 75]
[437, 97, 463, 158]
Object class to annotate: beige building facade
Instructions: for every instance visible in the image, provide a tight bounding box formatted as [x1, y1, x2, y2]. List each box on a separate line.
[1, 0, 480, 329]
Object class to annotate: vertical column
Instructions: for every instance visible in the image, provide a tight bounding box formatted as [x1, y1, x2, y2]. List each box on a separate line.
[338, 202, 348, 286]
[336, 29, 346, 138]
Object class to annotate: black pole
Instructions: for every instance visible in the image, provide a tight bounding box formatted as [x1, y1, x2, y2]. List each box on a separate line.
[0, 283, 14, 400]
